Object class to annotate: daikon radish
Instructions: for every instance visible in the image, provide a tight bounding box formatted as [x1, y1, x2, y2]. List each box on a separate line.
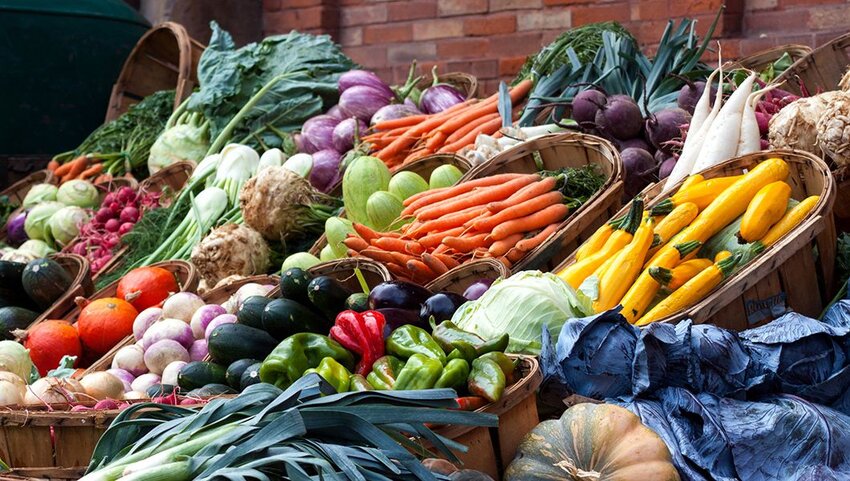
[688, 67, 721, 136]
[736, 85, 779, 156]
[692, 73, 757, 173]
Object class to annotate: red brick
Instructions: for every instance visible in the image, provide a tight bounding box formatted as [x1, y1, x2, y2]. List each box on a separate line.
[544, 0, 592, 5]
[437, 38, 490, 59]
[745, 0, 778, 11]
[340, 4, 388, 26]
[281, 0, 323, 7]
[339, 0, 366, 4]
[808, 4, 850, 30]
[744, 9, 808, 33]
[388, 42, 437, 63]
[572, 2, 630, 25]
[499, 56, 527, 76]
[387, 1, 437, 21]
[781, 0, 844, 6]
[264, 8, 326, 32]
[446, 59, 499, 79]
[464, 15, 517, 37]
[668, 0, 724, 16]
[413, 19, 464, 40]
[489, 0, 543, 11]
[486, 32, 542, 57]
[264, 0, 282, 12]
[517, 9, 571, 31]
[345, 45, 388, 68]
[363, 23, 412, 44]
[437, 0, 487, 17]
[338, 27, 363, 46]
[633, 20, 671, 45]
[631, 0, 671, 20]
[540, 30, 561, 45]
[479, 79, 502, 96]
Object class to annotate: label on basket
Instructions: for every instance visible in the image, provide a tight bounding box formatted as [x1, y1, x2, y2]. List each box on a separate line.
[745, 292, 788, 325]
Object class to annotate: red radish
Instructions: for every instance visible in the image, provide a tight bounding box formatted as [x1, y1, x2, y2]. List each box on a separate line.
[95, 208, 112, 222]
[119, 223, 134, 235]
[105, 219, 120, 232]
[120, 206, 139, 223]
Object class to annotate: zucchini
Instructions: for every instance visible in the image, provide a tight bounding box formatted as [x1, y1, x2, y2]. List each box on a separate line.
[739, 181, 791, 242]
[187, 384, 237, 397]
[0, 306, 39, 340]
[22, 258, 73, 309]
[178, 361, 228, 391]
[345, 293, 369, 312]
[225, 358, 260, 389]
[307, 276, 352, 319]
[236, 296, 272, 329]
[146, 384, 180, 398]
[0, 261, 26, 294]
[208, 323, 278, 366]
[240, 362, 263, 390]
[279, 268, 313, 305]
[262, 298, 330, 340]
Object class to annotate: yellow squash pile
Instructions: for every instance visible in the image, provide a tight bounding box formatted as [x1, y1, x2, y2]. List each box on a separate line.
[557, 157, 819, 326]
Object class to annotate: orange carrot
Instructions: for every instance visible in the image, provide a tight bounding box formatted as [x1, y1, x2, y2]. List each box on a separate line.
[407, 206, 486, 237]
[353, 223, 382, 243]
[436, 79, 532, 135]
[407, 259, 436, 280]
[506, 247, 526, 263]
[487, 177, 558, 212]
[434, 244, 451, 254]
[372, 237, 425, 255]
[455, 396, 487, 411]
[418, 227, 466, 248]
[93, 174, 112, 184]
[375, 102, 476, 161]
[359, 247, 398, 264]
[385, 262, 412, 280]
[439, 117, 503, 153]
[421, 253, 449, 276]
[54, 155, 87, 178]
[515, 223, 560, 252]
[416, 176, 539, 221]
[371, 115, 429, 131]
[403, 186, 449, 207]
[402, 147, 434, 165]
[490, 204, 570, 241]
[391, 251, 417, 265]
[496, 256, 512, 269]
[433, 253, 460, 269]
[78, 163, 104, 179]
[488, 233, 524, 257]
[473, 191, 564, 232]
[472, 247, 492, 258]
[47, 160, 60, 172]
[343, 236, 370, 251]
[425, 131, 448, 151]
[444, 112, 500, 144]
[401, 174, 534, 215]
[442, 233, 491, 253]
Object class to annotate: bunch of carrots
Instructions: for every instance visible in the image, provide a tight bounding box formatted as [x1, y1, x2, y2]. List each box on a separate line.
[343, 172, 570, 283]
[47, 155, 132, 185]
[363, 79, 533, 168]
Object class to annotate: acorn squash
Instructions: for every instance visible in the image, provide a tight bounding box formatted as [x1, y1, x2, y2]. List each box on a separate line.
[505, 403, 680, 481]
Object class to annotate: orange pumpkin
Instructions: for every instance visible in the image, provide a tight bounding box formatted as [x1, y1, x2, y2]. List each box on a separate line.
[116, 267, 179, 311]
[24, 320, 82, 376]
[77, 297, 139, 355]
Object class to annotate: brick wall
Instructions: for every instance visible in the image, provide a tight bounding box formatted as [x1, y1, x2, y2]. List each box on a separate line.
[263, 0, 850, 95]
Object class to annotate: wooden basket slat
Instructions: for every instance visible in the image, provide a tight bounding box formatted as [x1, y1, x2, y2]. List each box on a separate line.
[425, 258, 509, 295]
[775, 33, 850, 95]
[413, 72, 478, 100]
[201, 274, 280, 305]
[732, 44, 812, 73]
[1, 170, 56, 205]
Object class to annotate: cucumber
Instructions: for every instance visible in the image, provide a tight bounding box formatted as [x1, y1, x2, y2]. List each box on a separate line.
[262, 298, 330, 340]
[307, 276, 352, 319]
[178, 361, 228, 391]
[187, 384, 237, 397]
[279, 268, 313, 305]
[0, 306, 39, 340]
[208, 323, 278, 366]
[240, 362, 263, 390]
[226, 358, 260, 389]
[237, 296, 272, 329]
[0, 261, 26, 294]
[344, 293, 369, 312]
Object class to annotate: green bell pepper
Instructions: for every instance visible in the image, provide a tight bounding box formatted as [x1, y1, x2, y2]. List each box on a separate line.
[348, 374, 374, 391]
[468, 357, 506, 403]
[477, 352, 516, 384]
[386, 325, 446, 364]
[447, 341, 477, 362]
[303, 357, 352, 393]
[394, 353, 443, 390]
[434, 358, 470, 390]
[431, 320, 485, 353]
[475, 333, 509, 357]
[366, 355, 405, 390]
[259, 333, 355, 389]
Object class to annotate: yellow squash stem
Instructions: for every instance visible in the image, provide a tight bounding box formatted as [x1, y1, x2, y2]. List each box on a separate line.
[619, 240, 702, 323]
[650, 175, 742, 215]
[649, 258, 713, 290]
[636, 253, 741, 326]
[649, 201, 699, 255]
[739, 181, 792, 242]
[558, 198, 644, 288]
[594, 217, 655, 312]
[757, 195, 820, 248]
[679, 174, 705, 192]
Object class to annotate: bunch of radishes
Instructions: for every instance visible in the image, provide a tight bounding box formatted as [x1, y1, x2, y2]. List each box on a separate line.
[67, 186, 161, 273]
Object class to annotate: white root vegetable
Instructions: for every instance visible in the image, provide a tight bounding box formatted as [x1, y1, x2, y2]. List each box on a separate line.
[769, 91, 844, 154]
[80, 372, 125, 401]
[737, 85, 780, 156]
[0, 380, 23, 406]
[190, 224, 270, 287]
[688, 65, 721, 136]
[692, 73, 758, 173]
[816, 91, 850, 166]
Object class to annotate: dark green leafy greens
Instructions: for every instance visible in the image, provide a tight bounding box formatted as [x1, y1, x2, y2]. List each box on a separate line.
[186, 22, 355, 153]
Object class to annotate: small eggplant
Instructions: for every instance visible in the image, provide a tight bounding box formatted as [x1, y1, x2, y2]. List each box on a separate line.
[420, 292, 467, 324]
[462, 278, 495, 301]
[368, 281, 432, 311]
[376, 307, 423, 333]
[419, 67, 465, 114]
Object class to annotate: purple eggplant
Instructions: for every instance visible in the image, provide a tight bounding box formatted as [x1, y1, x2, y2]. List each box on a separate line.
[332, 118, 367, 152]
[377, 307, 425, 332]
[309, 149, 342, 193]
[6, 212, 27, 246]
[338, 70, 393, 98]
[301, 115, 340, 152]
[326, 105, 347, 120]
[462, 278, 494, 301]
[419, 292, 467, 324]
[370, 104, 422, 126]
[368, 281, 432, 311]
[420, 84, 465, 114]
[294, 133, 319, 154]
[339, 86, 393, 122]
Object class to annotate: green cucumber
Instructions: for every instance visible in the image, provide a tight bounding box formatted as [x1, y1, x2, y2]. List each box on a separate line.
[0, 306, 39, 340]
[187, 384, 237, 397]
[262, 298, 330, 340]
[177, 361, 227, 392]
[22, 258, 72, 309]
[240, 362, 263, 390]
[208, 323, 278, 366]
[236, 296, 272, 329]
[0, 261, 26, 294]
[279, 267, 313, 305]
[307, 276, 352, 319]
[225, 359, 260, 389]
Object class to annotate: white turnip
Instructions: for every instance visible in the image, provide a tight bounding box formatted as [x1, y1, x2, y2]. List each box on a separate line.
[80, 372, 124, 400]
[131, 374, 161, 393]
[106, 368, 135, 392]
[144, 340, 190, 375]
[142, 318, 194, 350]
[190, 305, 226, 340]
[112, 344, 147, 377]
[161, 292, 205, 323]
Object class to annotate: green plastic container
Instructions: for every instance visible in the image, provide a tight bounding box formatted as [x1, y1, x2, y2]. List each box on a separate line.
[0, 0, 149, 155]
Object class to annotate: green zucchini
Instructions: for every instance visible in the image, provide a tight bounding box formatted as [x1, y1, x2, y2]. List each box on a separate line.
[262, 298, 330, 340]
[279, 268, 313, 305]
[0, 306, 39, 340]
[22, 258, 72, 309]
[236, 296, 272, 329]
[344, 293, 369, 312]
[307, 276, 352, 319]
[225, 358, 260, 389]
[208, 323, 278, 366]
[177, 361, 228, 391]
[186, 384, 237, 397]
[240, 362, 263, 390]
[146, 384, 180, 398]
[0, 261, 26, 294]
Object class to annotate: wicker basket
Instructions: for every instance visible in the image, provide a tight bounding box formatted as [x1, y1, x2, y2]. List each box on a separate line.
[105, 22, 205, 122]
[776, 33, 850, 95]
[201, 274, 280, 304]
[461, 132, 624, 273]
[306, 258, 391, 293]
[1, 169, 55, 204]
[309, 153, 473, 256]
[140, 161, 195, 200]
[425, 258, 509, 295]
[0, 467, 86, 481]
[553, 149, 836, 331]
[26, 254, 94, 330]
[731, 44, 812, 73]
[833, 164, 850, 232]
[414, 71, 478, 100]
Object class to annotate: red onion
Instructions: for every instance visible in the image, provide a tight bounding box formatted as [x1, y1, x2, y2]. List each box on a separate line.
[309, 149, 342, 193]
[420, 84, 465, 114]
[6, 212, 27, 246]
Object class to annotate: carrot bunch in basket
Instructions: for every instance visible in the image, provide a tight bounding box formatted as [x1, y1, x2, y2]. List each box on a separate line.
[362, 79, 533, 168]
[47, 155, 129, 185]
[344, 173, 572, 283]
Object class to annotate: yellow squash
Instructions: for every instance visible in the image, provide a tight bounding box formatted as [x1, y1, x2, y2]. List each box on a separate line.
[714, 250, 732, 262]
[575, 223, 614, 262]
[649, 258, 713, 290]
[636, 254, 741, 326]
[649, 202, 699, 255]
[679, 174, 705, 192]
[594, 218, 655, 312]
[758, 195, 820, 247]
[650, 175, 742, 215]
[739, 181, 792, 242]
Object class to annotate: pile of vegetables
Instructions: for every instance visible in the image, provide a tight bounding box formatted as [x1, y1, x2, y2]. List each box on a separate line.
[556, 157, 819, 325]
[0, 258, 74, 341]
[343, 168, 604, 282]
[769, 89, 850, 167]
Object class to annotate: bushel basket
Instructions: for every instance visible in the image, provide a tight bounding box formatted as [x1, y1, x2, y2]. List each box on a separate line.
[425, 258, 509, 295]
[775, 32, 850, 95]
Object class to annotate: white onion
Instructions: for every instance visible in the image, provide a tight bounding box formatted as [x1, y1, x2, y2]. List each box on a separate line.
[80, 372, 125, 400]
[190, 304, 226, 339]
[189, 339, 208, 361]
[111, 345, 147, 377]
[162, 292, 206, 323]
[131, 373, 161, 393]
[0, 380, 23, 406]
[24, 377, 82, 405]
[123, 390, 149, 400]
[231, 283, 274, 311]
[144, 340, 190, 375]
[205, 314, 236, 341]
[133, 307, 164, 341]
[161, 361, 188, 386]
[106, 368, 136, 392]
[142, 318, 194, 350]
[0, 371, 26, 391]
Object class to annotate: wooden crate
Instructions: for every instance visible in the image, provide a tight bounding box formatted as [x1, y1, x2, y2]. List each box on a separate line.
[553, 149, 836, 331]
[200, 274, 280, 304]
[776, 32, 850, 95]
[0, 170, 55, 204]
[461, 132, 624, 273]
[105, 22, 204, 122]
[425, 258, 509, 295]
[731, 44, 812, 73]
[0, 467, 85, 481]
[26, 254, 94, 330]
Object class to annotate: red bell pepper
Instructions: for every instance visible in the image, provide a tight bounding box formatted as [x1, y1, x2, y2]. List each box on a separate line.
[330, 310, 386, 376]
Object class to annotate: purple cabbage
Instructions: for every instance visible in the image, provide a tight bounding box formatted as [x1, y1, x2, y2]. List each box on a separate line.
[338, 70, 393, 98]
[301, 115, 341, 152]
[339, 86, 393, 122]
[332, 118, 368, 152]
[6, 212, 27, 246]
[309, 149, 342, 193]
[370, 104, 422, 126]
[420, 84, 465, 114]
